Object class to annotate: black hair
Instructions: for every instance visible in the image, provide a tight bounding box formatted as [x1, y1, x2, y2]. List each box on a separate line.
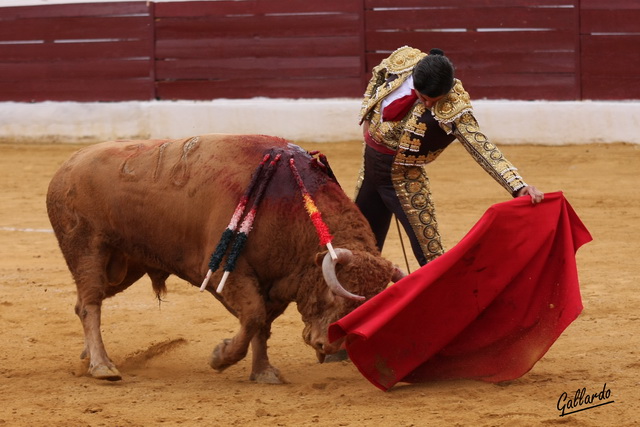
[412, 48, 455, 98]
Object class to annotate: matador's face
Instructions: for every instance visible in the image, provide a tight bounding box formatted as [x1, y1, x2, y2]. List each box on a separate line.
[415, 90, 446, 109]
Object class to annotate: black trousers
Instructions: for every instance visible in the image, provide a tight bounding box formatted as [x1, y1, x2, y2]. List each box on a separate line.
[355, 145, 428, 266]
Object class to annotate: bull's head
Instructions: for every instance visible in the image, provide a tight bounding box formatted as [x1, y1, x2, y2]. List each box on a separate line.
[300, 248, 405, 362]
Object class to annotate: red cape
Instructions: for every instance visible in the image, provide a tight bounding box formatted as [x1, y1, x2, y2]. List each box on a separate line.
[328, 192, 592, 391]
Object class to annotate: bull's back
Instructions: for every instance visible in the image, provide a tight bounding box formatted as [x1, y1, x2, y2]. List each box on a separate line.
[46, 134, 317, 278]
[51, 134, 288, 191]
[48, 133, 290, 215]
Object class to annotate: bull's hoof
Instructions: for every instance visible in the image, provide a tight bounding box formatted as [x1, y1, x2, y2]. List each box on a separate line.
[250, 367, 286, 384]
[209, 339, 233, 372]
[89, 364, 122, 381]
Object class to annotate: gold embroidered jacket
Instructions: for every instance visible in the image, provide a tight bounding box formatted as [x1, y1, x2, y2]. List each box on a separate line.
[359, 46, 527, 196]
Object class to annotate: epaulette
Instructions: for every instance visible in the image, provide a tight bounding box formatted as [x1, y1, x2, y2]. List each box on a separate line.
[384, 46, 426, 74]
[432, 79, 474, 124]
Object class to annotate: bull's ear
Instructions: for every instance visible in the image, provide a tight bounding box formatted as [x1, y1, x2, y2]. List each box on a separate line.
[315, 251, 328, 266]
[391, 265, 407, 282]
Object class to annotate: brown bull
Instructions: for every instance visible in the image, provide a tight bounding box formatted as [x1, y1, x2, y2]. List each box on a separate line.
[46, 134, 402, 384]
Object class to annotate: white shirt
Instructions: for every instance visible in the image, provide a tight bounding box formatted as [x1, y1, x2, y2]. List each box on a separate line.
[380, 75, 415, 122]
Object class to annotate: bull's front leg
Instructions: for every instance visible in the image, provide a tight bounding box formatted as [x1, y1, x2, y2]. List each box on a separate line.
[208, 275, 269, 379]
[208, 323, 286, 384]
[208, 321, 259, 374]
[248, 327, 285, 384]
[248, 302, 289, 383]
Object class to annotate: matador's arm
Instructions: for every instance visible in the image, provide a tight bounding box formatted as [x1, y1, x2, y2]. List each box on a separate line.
[452, 112, 528, 196]
[432, 79, 528, 196]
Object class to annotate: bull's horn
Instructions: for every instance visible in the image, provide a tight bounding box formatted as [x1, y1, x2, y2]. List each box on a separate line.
[322, 248, 365, 301]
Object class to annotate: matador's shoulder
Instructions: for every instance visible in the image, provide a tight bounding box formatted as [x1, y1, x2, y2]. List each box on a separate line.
[432, 79, 474, 124]
[383, 46, 426, 74]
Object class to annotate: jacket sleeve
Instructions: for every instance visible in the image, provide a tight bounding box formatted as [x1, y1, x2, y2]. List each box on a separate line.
[451, 111, 528, 196]
[359, 63, 387, 125]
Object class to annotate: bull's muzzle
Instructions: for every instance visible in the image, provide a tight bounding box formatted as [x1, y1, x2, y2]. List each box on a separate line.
[313, 337, 345, 363]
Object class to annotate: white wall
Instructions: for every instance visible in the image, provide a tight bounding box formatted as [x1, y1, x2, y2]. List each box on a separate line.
[1, 99, 639, 144]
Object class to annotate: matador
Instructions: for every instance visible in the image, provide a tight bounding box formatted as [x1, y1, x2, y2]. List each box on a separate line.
[355, 46, 543, 266]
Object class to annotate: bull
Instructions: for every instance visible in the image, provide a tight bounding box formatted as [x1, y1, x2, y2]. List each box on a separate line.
[46, 134, 403, 384]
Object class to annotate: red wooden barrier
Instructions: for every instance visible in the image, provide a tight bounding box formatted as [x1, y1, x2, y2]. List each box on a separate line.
[0, 2, 154, 102]
[364, 0, 580, 100]
[580, 0, 640, 100]
[154, 0, 365, 100]
[0, 1, 638, 101]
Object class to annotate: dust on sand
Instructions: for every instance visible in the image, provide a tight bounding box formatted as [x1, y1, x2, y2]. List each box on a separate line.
[1, 140, 638, 426]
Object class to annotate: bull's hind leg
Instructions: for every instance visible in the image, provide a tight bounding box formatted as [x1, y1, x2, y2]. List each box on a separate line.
[75, 298, 121, 380]
[74, 249, 145, 381]
[74, 263, 121, 381]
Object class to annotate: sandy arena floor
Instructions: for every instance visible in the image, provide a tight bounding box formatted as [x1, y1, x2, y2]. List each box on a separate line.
[0, 139, 638, 426]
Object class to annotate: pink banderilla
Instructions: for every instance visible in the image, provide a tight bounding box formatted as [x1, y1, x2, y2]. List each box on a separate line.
[200, 152, 282, 293]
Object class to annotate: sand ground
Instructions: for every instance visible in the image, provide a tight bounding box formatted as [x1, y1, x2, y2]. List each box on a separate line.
[0, 140, 638, 426]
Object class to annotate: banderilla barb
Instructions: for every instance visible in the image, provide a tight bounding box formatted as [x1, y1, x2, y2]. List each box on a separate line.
[308, 150, 338, 185]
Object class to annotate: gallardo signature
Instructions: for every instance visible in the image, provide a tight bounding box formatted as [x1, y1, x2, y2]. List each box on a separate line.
[557, 383, 614, 416]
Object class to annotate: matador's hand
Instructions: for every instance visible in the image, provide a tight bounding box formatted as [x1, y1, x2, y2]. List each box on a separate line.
[517, 185, 544, 204]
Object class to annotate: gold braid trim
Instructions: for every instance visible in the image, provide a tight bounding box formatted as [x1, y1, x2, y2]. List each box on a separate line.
[367, 89, 423, 153]
[391, 163, 444, 263]
[433, 79, 473, 126]
[454, 112, 527, 195]
[369, 109, 404, 151]
[394, 149, 444, 167]
[397, 105, 427, 152]
[393, 105, 445, 166]
[354, 144, 366, 199]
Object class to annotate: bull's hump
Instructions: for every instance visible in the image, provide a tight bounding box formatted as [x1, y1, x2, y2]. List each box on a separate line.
[69, 135, 324, 200]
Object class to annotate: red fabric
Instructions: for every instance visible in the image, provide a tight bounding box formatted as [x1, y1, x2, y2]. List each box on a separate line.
[328, 192, 592, 391]
[382, 90, 418, 121]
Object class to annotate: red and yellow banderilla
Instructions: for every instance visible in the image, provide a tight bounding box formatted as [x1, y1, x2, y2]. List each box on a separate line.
[288, 156, 337, 261]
